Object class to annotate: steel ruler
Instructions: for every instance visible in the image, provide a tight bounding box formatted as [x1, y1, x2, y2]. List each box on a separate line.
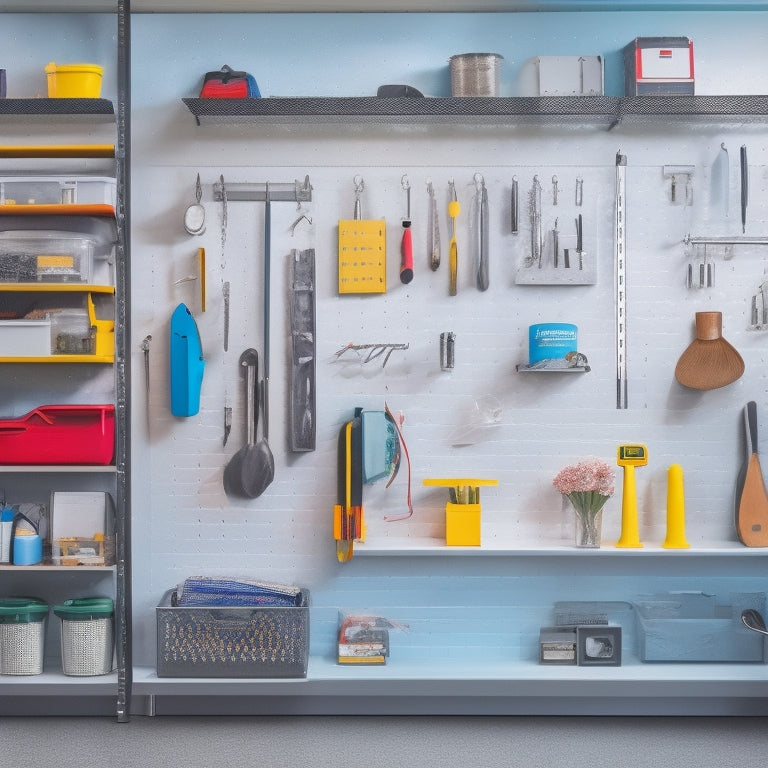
[615, 151, 628, 410]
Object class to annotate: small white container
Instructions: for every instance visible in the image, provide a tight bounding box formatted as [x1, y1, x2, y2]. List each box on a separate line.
[0, 319, 52, 357]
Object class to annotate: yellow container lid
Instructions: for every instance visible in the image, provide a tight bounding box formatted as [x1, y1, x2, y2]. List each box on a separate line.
[45, 62, 103, 75]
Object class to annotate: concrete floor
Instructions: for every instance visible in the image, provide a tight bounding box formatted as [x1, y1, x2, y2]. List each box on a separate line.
[5, 715, 768, 767]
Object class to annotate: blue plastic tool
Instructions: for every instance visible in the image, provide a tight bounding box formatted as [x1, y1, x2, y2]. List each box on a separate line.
[170, 302, 205, 417]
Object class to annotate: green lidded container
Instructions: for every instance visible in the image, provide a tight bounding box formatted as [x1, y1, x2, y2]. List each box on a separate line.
[53, 597, 113, 621]
[0, 597, 48, 623]
[54, 597, 114, 677]
[0, 597, 48, 675]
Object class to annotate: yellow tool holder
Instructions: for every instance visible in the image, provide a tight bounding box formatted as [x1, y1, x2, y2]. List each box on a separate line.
[423, 477, 498, 547]
[338, 219, 386, 294]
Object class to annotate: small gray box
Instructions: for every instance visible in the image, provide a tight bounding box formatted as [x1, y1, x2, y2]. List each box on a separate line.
[156, 589, 309, 678]
[577, 625, 622, 666]
[536, 56, 604, 96]
[539, 626, 577, 665]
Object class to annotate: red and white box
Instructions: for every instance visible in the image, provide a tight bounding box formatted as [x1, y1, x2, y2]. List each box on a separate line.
[624, 37, 694, 96]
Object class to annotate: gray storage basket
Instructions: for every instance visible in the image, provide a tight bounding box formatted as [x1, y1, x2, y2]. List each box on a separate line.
[156, 588, 310, 678]
[0, 619, 45, 675]
[60, 616, 113, 676]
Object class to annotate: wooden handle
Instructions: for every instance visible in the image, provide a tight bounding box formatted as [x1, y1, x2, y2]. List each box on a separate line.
[695, 311, 723, 341]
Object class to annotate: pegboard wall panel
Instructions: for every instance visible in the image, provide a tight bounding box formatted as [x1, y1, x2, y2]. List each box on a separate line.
[125, 10, 768, 668]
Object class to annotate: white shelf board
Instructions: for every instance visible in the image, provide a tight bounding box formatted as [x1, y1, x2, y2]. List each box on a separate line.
[354, 538, 768, 556]
[133, 657, 768, 698]
[0, 668, 117, 695]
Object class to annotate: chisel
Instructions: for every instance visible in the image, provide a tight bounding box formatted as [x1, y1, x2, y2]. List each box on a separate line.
[740, 144, 749, 234]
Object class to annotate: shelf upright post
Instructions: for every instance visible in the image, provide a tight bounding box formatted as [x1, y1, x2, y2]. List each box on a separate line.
[114, 0, 132, 724]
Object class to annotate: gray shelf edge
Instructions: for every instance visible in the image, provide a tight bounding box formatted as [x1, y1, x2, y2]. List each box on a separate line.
[182, 95, 768, 126]
[0, 99, 115, 122]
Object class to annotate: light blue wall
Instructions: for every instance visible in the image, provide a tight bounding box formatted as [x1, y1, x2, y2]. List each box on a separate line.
[129, 11, 766, 100]
[4, 9, 768, 714]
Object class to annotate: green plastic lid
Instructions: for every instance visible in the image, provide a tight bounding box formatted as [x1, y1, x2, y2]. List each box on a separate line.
[53, 597, 113, 621]
[0, 597, 48, 623]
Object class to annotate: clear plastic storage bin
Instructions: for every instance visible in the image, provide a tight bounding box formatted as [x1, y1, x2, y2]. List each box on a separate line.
[0, 231, 95, 283]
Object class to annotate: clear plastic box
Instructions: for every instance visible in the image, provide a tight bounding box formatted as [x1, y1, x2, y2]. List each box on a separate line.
[0, 231, 94, 283]
[0, 176, 115, 207]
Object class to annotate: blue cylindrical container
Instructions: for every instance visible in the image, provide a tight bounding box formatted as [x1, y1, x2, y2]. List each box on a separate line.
[12, 533, 43, 566]
[528, 323, 577, 364]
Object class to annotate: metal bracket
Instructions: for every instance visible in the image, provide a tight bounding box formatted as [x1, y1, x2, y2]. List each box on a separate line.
[213, 175, 312, 203]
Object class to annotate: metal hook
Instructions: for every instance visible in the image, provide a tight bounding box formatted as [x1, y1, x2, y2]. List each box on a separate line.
[289, 213, 313, 236]
[354, 175, 365, 196]
[473, 172, 484, 190]
[401, 174, 410, 192]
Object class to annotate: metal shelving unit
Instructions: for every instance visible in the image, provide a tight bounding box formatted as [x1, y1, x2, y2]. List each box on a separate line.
[0, 1, 130, 722]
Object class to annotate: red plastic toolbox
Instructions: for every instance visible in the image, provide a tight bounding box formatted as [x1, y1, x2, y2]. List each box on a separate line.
[0, 404, 114, 465]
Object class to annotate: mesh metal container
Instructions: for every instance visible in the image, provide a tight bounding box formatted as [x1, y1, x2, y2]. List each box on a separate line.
[156, 588, 309, 678]
[0, 598, 48, 675]
[54, 597, 114, 676]
[449, 53, 503, 97]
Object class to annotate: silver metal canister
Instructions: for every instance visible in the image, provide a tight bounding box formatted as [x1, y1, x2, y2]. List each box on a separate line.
[449, 53, 503, 97]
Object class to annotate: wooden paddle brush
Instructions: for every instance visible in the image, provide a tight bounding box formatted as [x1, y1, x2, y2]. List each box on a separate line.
[674, 311, 744, 390]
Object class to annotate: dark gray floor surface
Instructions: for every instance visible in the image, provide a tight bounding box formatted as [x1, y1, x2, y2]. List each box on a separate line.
[3, 715, 767, 767]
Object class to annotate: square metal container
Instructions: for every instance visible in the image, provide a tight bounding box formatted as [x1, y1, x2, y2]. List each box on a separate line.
[156, 589, 310, 678]
[635, 592, 766, 663]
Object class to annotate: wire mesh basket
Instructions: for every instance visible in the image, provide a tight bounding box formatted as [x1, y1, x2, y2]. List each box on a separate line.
[59, 616, 113, 676]
[54, 598, 114, 676]
[0, 618, 46, 675]
[0, 598, 48, 676]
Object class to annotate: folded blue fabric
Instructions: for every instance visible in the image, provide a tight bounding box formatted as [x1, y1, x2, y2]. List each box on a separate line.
[177, 576, 302, 607]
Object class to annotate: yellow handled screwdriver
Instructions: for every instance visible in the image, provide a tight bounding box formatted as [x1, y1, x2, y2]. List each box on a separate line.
[448, 179, 460, 296]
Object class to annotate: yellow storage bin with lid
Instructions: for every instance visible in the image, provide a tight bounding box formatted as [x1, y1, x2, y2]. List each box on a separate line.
[45, 62, 103, 98]
[424, 477, 498, 546]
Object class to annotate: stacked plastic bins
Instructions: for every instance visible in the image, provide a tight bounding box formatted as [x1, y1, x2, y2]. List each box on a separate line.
[0, 597, 48, 675]
[53, 597, 113, 676]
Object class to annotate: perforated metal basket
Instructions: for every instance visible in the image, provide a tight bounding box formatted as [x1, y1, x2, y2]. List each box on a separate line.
[0, 619, 45, 675]
[54, 598, 114, 676]
[0, 598, 48, 676]
[59, 616, 113, 676]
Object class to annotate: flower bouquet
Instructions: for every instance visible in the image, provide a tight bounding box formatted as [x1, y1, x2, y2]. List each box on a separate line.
[553, 459, 615, 548]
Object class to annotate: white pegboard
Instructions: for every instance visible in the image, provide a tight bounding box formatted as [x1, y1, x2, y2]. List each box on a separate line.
[119, 10, 768, 669]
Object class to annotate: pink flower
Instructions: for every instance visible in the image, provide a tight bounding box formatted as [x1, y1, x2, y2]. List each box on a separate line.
[553, 459, 615, 497]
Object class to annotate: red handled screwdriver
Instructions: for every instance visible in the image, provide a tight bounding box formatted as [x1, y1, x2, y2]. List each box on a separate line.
[400, 174, 414, 284]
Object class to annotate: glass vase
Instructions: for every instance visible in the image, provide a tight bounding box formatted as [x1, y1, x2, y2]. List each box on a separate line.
[573, 507, 603, 548]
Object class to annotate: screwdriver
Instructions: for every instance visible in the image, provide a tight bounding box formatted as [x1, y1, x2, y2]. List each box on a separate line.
[400, 174, 413, 284]
[448, 179, 460, 296]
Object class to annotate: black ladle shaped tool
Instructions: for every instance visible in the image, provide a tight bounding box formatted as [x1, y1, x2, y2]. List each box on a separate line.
[223, 348, 274, 498]
[741, 608, 768, 636]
